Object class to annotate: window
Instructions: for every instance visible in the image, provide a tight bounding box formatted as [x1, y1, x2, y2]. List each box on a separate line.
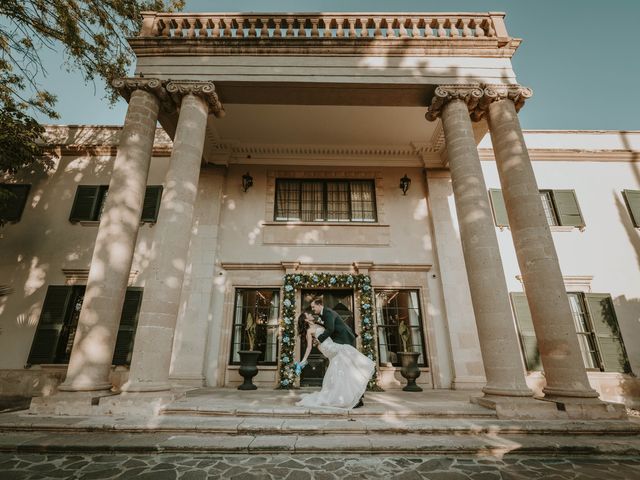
[230, 289, 280, 365]
[511, 292, 631, 373]
[489, 189, 585, 228]
[27, 286, 142, 366]
[69, 185, 163, 223]
[274, 179, 376, 222]
[375, 290, 428, 367]
[622, 190, 640, 227]
[0, 184, 30, 222]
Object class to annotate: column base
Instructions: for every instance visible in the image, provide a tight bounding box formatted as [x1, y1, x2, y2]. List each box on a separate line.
[29, 390, 118, 416]
[542, 386, 600, 398]
[169, 374, 206, 389]
[120, 380, 172, 393]
[57, 381, 113, 393]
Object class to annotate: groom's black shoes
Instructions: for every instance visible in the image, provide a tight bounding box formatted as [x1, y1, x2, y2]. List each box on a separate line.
[354, 398, 364, 409]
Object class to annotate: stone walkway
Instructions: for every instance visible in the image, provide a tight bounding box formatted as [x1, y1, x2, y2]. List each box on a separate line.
[1, 453, 640, 479]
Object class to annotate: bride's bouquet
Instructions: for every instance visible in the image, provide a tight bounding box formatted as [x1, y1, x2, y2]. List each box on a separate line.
[293, 360, 308, 376]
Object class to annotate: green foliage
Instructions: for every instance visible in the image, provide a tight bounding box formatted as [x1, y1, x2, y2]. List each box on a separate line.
[0, 1, 184, 178]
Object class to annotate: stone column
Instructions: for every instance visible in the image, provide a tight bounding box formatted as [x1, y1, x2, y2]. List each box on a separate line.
[485, 86, 599, 399]
[59, 79, 164, 392]
[426, 86, 532, 397]
[123, 81, 223, 392]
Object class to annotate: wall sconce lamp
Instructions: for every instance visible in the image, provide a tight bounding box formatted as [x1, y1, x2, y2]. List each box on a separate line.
[399, 174, 411, 195]
[242, 172, 254, 192]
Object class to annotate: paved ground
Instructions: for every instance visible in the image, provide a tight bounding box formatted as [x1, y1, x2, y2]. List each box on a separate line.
[1, 453, 640, 479]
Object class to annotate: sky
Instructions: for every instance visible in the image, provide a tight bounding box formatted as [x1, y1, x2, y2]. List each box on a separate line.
[33, 0, 640, 131]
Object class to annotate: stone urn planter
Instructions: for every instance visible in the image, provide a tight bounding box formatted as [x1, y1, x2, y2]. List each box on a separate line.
[397, 351, 422, 392]
[237, 350, 261, 390]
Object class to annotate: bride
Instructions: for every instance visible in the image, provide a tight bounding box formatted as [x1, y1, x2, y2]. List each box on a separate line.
[295, 311, 375, 409]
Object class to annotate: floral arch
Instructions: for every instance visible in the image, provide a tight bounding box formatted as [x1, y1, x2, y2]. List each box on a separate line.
[278, 272, 380, 390]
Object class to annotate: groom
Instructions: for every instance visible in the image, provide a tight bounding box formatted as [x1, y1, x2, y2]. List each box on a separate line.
[310, 296, 364, 408]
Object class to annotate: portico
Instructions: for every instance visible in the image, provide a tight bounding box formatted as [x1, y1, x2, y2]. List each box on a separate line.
[13, 11, 635, 419]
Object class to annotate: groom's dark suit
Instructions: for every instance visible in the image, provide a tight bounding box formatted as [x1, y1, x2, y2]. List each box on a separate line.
[316, 307, 356, 346]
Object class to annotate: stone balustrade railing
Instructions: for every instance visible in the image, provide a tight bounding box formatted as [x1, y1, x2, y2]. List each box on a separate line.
[139, 12, 509, 40]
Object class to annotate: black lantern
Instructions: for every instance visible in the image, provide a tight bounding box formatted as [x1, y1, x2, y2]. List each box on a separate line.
[399, 174, 411, 195]
[242, 172, 254, 192]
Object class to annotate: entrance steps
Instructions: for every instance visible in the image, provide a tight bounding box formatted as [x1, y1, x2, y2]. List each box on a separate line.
[0, 388, 638, 455]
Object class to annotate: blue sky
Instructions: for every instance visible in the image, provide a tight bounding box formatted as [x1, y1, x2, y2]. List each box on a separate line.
[34, 0, 640, 130]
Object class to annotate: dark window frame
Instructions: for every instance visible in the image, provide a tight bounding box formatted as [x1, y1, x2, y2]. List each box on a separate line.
[26, 285, 143, 367]
[0, 183, 31, 223]
[274, 178, 377, 223]
[229, 288, 281, 366]
[375, 289, 428, 368]
[69, 185, 162, 223]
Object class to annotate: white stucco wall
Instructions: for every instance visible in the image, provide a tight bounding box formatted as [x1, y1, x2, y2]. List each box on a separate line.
[481, 159, 640, 376]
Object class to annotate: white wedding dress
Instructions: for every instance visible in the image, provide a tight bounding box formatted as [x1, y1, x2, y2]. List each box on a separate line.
[296, 326, 375, 409]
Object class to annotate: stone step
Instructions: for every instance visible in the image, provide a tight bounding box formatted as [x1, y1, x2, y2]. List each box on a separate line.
[1, 430, 640, 456]
[1, 413, 639, 436]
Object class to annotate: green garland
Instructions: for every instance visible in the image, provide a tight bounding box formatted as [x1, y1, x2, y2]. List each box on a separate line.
[278, 272, 380, 390]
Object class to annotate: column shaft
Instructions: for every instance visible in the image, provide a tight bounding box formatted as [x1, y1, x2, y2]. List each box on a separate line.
[123, 93, 209, 392]
[60, 89, 160, 391]
[487, 98, 598, 398]
[441, 99, 532, 396]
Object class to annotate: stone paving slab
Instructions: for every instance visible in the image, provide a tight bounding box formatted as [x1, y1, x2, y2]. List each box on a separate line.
[1, 452, 640, 479]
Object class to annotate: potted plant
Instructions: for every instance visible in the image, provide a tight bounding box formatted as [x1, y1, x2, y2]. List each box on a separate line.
[238, 312, 261, 390]
[396, 320, 422, 392]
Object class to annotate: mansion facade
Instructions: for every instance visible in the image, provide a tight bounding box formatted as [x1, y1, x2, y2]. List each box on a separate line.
[0, 11, 639, 416]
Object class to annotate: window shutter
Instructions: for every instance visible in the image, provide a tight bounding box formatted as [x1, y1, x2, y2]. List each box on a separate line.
[510, 293, 542, 371]
[489, 189, 509, 227]
[551, 190, 585, 227]
[141, 186, 163, 223]
[584, 294, 631, 373]
[0, 184, 31, 222]
[622, 190, 640, 227]
[69, 186, 100, 222]
[112, 288, 143, 365]
[27, 286, 72, 365]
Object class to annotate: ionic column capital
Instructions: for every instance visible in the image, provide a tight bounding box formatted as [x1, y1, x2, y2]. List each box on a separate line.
[481, 84, 533, 116]
[425, 84, 484, 121]
[166, 81, 225, 118]
[426, 83, 533, 122]
[112, 77, 171, 109]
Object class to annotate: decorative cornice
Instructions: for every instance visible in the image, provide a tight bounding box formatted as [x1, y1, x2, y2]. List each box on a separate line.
[425, 83, 533, 122]
[166, 81, 225, 118]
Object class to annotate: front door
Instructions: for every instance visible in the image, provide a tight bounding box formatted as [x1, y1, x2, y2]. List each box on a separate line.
[300, 289, 355, 386]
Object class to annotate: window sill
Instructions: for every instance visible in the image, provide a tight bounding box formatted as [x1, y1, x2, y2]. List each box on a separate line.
[497, 225, 584, 233]
[72, 221, 156, 227]
[263, 222, 390, 246]
[228, 364, 277, 370]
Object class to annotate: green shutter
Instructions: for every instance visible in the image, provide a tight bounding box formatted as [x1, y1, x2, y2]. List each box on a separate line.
[141, 186, 163, 223]
[622, 190, 640, 227]
[69, 186, 101, 222]
[489, 189, 509, 227]
[510, 292, 542, 371]
[27, 286, 72, 365]
[552, 190, 585, 227]
[112, 288, 143, 365]
[585, 294, 631, 373]
[0, 184, 31, 222]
